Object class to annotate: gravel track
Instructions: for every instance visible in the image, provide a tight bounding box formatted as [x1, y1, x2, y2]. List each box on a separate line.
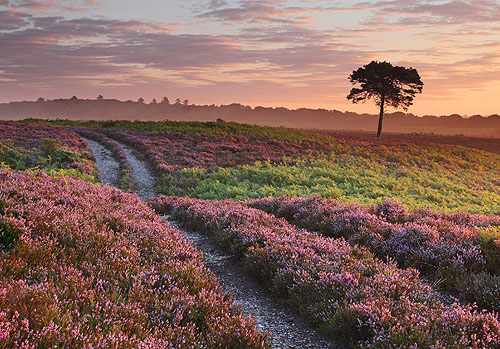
[87, 136, 339, 348]
[112, 140, 157, 201]
[82, 137, 120, 188]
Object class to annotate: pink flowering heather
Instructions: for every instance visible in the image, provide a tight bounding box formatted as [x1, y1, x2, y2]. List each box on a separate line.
[150, 196, 500, 348]
[0, 170, 268, 348]
[97, 128, 321, 170]
[247, 196, 500, 312]
[90, 127, 330, 196]
[0, 121, 89, 153]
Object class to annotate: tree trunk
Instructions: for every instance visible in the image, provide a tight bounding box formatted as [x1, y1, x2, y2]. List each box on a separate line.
[377, 95, 385, 138]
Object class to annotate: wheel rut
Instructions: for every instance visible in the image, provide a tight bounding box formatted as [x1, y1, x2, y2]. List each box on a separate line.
[82, 137, 120, 188]
[112, 140, 156, 201]
[85, 136, 339, 349]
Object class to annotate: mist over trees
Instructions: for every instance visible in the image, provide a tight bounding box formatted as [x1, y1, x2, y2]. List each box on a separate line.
[0, 97, 499, 137]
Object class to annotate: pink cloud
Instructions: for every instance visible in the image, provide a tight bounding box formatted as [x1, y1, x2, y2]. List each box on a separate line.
[199, 0, 335, 25]
[4, 0, 100, 13]
[13, 0, 53, 10]
[362, 0, 500, 26]
[0, 9, 30, 29]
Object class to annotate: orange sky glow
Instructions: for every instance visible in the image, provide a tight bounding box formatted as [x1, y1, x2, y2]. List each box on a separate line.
[1, 0, 499, 116]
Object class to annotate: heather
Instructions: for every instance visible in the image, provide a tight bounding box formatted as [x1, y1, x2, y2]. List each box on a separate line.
[150, 196, 500, 348]
[247, 196, 500, 312]
[0, 170, 268, 347]
[0, 122, 96, 181]
[19, 120, 500, 214]
[22, 118, 338, 144]
[90, 127, 327, 196]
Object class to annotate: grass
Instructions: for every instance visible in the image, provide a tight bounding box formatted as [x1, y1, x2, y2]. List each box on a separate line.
[20, 118, 334, 144]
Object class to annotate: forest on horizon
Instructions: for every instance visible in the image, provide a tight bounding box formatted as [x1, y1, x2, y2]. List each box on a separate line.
[1, 97, 499, 137]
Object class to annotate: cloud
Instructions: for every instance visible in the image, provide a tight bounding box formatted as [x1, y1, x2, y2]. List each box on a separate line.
[205, 0, 228, 10]
[2, 22, 219, 94]
[360, 0, 500, 26]
[3, 0, 101, 13]
[1, 0, 500, 116]
[199, 0, 330, 25]
[8, 0, 53, 10]
[0, 9, 30, 30]
[201, 1, 289, 24]
[0, 3, 371, 89]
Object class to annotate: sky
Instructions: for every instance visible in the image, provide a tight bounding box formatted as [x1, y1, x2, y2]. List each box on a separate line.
[0, 0, 499, 116]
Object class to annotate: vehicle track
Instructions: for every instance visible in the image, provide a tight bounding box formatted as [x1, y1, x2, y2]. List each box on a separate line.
[85, 136, 339, 348]
[113, 140, 157, 201]
[82, 137, 120, 188]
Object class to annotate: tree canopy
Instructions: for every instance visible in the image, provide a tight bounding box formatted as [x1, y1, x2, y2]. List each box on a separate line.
[347, 61, 423, 137]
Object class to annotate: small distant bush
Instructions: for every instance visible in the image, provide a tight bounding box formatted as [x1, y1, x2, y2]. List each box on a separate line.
[40, 137, 62, 154]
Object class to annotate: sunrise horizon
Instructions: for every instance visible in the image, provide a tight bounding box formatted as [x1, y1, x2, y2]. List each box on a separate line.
[1, 0, 499, 116]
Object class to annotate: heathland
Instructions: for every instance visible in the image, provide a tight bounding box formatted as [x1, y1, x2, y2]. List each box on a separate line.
[1, 119, 500, 347]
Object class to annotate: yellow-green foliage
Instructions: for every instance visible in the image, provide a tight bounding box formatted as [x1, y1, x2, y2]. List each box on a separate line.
[480, 226, 500, 242]
[22, 119, 500, 214]
[0, 139, 96, 182]
[171, 142, 500, 214]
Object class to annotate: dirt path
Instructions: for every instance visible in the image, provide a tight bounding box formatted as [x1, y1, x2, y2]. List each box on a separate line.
[166, 218, 337, 348]
[112, 140, 157, 201]
[82, 137, 120, 188]
[88, 137, 339, 348]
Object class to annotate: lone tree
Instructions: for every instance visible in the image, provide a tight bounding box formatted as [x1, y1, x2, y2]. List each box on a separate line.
[347, 61, 423, 137]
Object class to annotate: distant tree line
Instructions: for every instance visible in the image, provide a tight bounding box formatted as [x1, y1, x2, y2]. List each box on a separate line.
[91, 95, 189, 106]
[0, 97, 499, 137]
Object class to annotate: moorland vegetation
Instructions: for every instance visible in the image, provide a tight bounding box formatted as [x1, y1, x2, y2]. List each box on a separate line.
[2, 119, 500, 347]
